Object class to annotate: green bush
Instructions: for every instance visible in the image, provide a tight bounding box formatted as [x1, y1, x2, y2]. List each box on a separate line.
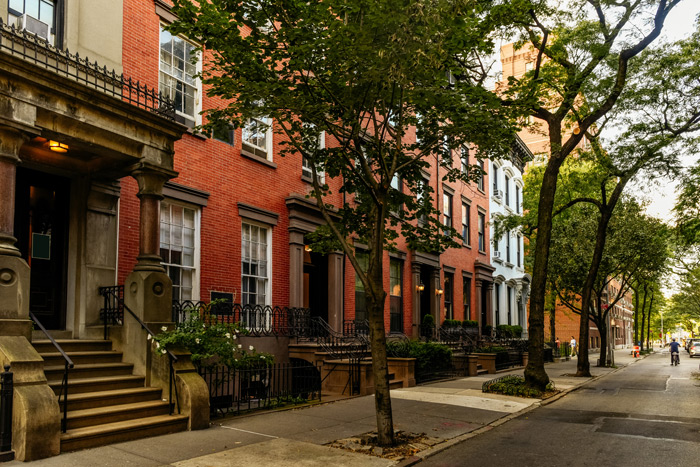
[496, 324, 513, 338]
[511, 325, 523, 337]
[442, 319, 461, 328]
[462, 320, 478, 327]
[387, 340, 452, 379]
[483, 324, 492, 335]
[482, 375, 556, 398]
[152, 312, 274, 369]
[422, 314, 435, 327]
[473, 345, 508, 353]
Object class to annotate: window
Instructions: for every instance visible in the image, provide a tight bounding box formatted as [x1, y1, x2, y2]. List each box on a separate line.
[477, 159, 485, 191]
[478, 212, 486, 252]
[355, 250, 369, 322]
[302, 130, 326, 183]
[241, 222, 270, 305]
[444, 272, 453, 320]
[517, 234, 522, 267]
[492, 165, 499, 193]
[9, 0, 56, 43]
[494, 282, 500, 326]
[461, 202, 470, 245]
[390, 259, 403, 332]
[242, 116, 273, 160]
[515, 185, 521, 213]
[525, 61, 534, 72]
[505, 231, 510, 263]
[161, 202, 199, 301]
[442, 136, 452, 166]
[505, 175, 511, 206]
[417, 178, 428, 226]
[460, 146, 469, 175]
[462, 276, 471, 320]
[443, 192, 453, 235]
[160, 27, 200, 127]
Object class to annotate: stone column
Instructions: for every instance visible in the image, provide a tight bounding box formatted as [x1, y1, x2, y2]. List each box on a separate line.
[327, 251, 343, 332]
[475, 279, 484, 335]
[0, 128, 31, 338]
[430, 268, 441, 326]
[411, 263, 421, 338]
[485, 281, 494, 327]
[288, 230, 305, 308]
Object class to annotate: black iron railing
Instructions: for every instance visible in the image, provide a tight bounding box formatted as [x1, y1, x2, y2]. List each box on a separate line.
[172, 300, 313, 338]
[98, 286, 180, 416]
[100, 285, 124, 340]
[198, 361, 321, 416]
[0, 18, 175, 120]
[0, 365, 13, 461]
[29, 312, 73, 433]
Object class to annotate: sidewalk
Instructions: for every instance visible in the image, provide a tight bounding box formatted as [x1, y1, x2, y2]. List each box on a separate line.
[12, 349, 645, 467]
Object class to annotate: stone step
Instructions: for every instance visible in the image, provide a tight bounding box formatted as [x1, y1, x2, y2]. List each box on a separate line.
[40, 351, 124, 366]
[45, 362, 134, 381]
[33, 339, 113, 354]
[64, 387, 163, 411]
[60, 415, 189, 452]
[65, 400, 172, 430]
[50, 374, 146, 396]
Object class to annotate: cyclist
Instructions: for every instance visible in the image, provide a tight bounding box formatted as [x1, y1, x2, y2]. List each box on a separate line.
[669, 338, 681, 365]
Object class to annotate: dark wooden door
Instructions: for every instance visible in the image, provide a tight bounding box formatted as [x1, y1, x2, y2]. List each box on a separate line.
[14, 168, 70, 330]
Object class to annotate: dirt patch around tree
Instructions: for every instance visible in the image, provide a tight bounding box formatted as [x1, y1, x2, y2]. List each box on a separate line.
[327, 431, 442, 462]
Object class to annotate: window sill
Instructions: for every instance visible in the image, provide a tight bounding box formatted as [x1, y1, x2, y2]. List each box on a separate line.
[493, 257, 503, 264]
[505, 261, 514, 268]
[462, 242, 471, 249]
[301, 173, 325, 185]
[241, 150, 277, 169]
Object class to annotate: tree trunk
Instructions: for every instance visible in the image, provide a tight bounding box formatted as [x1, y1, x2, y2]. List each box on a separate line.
[633, 285, 639, 347]
[525, 148, 565, 390]
[548, 286, 556, 344]
[646, 292, 654, 349]
[639, 285, 648, 351]
[598, 321, 607, 367]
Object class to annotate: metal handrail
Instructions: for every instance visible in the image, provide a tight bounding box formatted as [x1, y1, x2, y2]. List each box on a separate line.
[98, 287, 181, 416]
[29, 312, 73, 433]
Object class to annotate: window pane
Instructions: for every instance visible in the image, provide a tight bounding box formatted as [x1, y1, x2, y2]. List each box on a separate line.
[26, 0, 39, 19]
[39, 0, 53, 23]
[9, 0, 23, 12]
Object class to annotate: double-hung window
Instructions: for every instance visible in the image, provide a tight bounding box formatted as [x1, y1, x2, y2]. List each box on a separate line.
[461, 202, 470, 245]
[9, 0, 57, 43]
[443, 192, 453, 235]
[515, 185, 521, 213]
[492, 165, 499, 194]
[302, 130, 326, 183]
[478, 212, 486, 252]
[517, 234, 522, 267]
[159, 27, 200, 128]
[460, 146, 469, 175]
[241, 222, 270, 306]
[506, 230, 511, 263]
[462, 276, 471, 320]
[161, 201, 199, 301]
[444, 272, 453, 320]
[477, 160, 485, 191]
[505, 175, 511, 206]
[242, 116, 273, 161]
[389, 259, 403, 332]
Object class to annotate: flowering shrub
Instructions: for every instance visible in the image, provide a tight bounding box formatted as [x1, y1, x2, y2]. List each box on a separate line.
[152, 312, 274, 369]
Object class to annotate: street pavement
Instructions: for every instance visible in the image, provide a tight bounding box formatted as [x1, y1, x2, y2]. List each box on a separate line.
[420, 348, 700, 466]
[13, 349, 659, 467]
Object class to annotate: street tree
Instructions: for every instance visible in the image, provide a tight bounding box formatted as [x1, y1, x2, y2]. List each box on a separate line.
[167, 0, 530, 445]
[502, 0, 685, 389]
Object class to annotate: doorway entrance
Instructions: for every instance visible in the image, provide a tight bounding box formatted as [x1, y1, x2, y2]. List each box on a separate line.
[303, 249, 328, 322]
[14, 168, 70, 330]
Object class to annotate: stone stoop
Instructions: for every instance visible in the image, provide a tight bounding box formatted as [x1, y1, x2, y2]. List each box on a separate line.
[32, 339, 189, 452]
[476, 363, 489, 376]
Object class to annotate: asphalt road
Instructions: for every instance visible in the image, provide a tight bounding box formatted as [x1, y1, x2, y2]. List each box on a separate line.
[420, 351, 700, 467]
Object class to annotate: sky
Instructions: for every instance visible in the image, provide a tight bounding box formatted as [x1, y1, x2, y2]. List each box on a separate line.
[628, 2, 700, 223]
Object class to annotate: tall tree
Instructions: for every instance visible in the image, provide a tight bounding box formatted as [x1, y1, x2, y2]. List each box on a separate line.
[503, 0, 684, 389]
[168, 0, 529, 444]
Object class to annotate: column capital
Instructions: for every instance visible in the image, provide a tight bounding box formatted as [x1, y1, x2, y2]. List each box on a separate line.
[0, 127, 29, 164]
[130, 163, 177, 199]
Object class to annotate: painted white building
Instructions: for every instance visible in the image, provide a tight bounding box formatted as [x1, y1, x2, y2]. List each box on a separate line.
[490, 138, 532, 337]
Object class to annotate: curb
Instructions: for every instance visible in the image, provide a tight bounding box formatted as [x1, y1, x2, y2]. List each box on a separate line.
[394, 358, 638, 466]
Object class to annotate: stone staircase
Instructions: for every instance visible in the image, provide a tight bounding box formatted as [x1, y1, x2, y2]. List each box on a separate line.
[33, 339, 189, 452]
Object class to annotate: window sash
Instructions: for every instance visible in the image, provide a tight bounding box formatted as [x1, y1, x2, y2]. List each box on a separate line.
[241, 223, 269, 305]
[444, 273, 453, 320]
[160, 202, 198, 301]
[462, 277, 471, 320]
[443, 193, 452, 234]
[159, 28, 199, 120]
[478, 213, 485, 251]
[461, 203, 470, 245]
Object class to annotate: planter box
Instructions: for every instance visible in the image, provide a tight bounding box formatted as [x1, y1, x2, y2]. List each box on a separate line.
[321, 357, 416, 396]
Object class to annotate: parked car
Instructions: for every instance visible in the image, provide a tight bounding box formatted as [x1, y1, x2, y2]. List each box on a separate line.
[685, 338, 699, 352]
[689, 341, 700, 358]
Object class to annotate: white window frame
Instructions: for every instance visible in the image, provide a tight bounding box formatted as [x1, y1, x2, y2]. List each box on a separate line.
[242, 116, 273, 161]
[302, 130, 326, 183]
[160, 200, 201, 301]
[159, 25, 202, 126]
[9, 0, 55, 44]
[241, 220, 272, 307]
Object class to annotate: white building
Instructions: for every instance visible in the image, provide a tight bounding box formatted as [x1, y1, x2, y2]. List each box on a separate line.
[490, 138, 532, 337]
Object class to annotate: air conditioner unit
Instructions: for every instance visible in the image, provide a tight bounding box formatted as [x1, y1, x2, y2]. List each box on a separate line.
[494, 189, 504, 200]
[19, 14, 50, 41]
[493, 250, 502, 259]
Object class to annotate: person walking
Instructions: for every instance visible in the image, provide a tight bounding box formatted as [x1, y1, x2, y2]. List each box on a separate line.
[570, 336, 577, 357]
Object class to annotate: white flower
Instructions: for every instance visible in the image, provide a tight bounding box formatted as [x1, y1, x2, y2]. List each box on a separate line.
[161, 326, 168, 332]
[260, 355, 265, 359]
[238, 344, 242, 349]
[225, 333, 231, 339]
[249, 345, 255, 351]
[195, 338, 200, 344]
[155, 342, 160, 349]
[232, 335, 237, 340]
[147, 335, 152, 341]
[161, 349, 167, 355]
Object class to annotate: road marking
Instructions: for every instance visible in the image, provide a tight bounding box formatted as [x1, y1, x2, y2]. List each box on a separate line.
[219, 426, 279, 438]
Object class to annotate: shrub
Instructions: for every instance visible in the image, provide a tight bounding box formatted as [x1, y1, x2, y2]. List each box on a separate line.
[462, 320, 478, 327]
[387, 340, 452, 379]
[422, 314, 435, 327]
[483, 324, 492, 335]
[442, 319, 461, 328]
[152, 312, 274, 369]
[482, 375, 556, 398]
[496, 324, 513, 338]
[511, 325, 523, 337]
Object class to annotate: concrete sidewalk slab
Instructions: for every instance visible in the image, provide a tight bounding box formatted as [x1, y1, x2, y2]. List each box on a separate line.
[172, 438, 393, 467]
[390, 388, 534, 413]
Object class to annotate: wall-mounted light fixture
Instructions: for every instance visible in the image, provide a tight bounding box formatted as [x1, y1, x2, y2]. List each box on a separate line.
[416, 283, 425, 292]
[304, 245, 312, 252]
[49, 140, 69, 153]
[436, 288, 444, 295]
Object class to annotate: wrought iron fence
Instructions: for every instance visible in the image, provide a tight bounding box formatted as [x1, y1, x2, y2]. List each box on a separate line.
[0, 19, 175, 120]
[198, 361, 322, 416]
[0, 365, 13, 461]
